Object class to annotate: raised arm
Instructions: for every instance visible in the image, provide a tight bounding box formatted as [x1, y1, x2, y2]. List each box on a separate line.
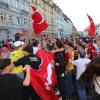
[23, 65, 30, 86]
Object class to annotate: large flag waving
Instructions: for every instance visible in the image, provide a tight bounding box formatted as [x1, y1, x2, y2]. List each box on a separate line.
[30, 49, 58, 100]
[31, 4, 48, 34]
[86, 14, 96, 37]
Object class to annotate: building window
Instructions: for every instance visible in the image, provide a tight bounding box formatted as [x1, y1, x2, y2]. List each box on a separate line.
[24, 18, 27, 25]
[2, 0, 6, 3]
[9, 15, 13, 23]
[22, 0, 28, 11]
[16, 17, 20, 24]
[7, 0, 10, 4]
[57, 16, 58, 20]
[22, 0, 24, 10]
[25, 1, 28, 12]
[16, 0, 19, 8]
[0, 13, 6, 22]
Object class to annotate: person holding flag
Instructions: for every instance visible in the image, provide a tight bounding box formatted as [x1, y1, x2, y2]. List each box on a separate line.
[13, 45, 41, 100]
[10, 35, 30, 79]
[30, 43, 58, 100]
[0, 58, 31, 100]
[54, 39, 67, 100]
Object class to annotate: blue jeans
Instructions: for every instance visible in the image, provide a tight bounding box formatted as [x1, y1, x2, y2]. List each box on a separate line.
[66, 70, 74, 95]
[76, 81, 87, 100]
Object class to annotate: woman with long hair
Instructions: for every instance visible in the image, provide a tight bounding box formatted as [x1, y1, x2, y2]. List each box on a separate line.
[79, 57, 100, 100]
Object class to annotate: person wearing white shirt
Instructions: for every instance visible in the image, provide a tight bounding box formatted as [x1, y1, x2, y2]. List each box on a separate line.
[71, 50, 91, 100]
[72, 57, 91, 80]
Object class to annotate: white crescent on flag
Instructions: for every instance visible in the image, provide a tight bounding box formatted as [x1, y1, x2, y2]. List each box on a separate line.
[31, 4, 48, 34]
[38, 14, 45, 24]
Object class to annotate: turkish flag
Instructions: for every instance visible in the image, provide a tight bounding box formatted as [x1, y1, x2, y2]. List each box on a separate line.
[31, 5, 48, 34]
[86, 14, 96, 37]
[30, 49, 58, 100]
[15, 33, 27, 37]
[87, 43, 97, 59]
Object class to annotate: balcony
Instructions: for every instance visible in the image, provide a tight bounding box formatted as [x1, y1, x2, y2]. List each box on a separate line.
[0, 2, 9, 9]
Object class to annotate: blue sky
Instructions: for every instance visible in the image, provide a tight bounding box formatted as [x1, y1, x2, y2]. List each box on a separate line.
[54, 0, 100, 31]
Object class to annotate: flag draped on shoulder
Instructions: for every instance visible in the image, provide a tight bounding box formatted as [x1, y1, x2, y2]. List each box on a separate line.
[86, 14, 96, 37]
[31, 4, 48, 34]
[30, 49, 58, 100]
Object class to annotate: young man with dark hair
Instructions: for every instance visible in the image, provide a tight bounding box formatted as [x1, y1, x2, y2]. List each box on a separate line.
[13, 45, 41, 100]
[0, 58, 30, 100]
[71, 50, 91, 100]
[13, 45, 41, 70]
[54, 39, 67, 100]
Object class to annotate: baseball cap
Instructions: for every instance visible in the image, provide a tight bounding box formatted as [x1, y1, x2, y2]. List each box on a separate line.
[13, 41, 23, 47]
[23, 45, 33, 54]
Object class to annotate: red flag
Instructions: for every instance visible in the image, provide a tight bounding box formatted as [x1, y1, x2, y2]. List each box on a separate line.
[30, 49, 58, 100]
[15, 33, 32, 37]
[31, 4, 48, 34]
[15, 33, 28, 37]
[87, 43, 97, 59]
[86, 14, 96, 37]
[4, 39, 11, 50]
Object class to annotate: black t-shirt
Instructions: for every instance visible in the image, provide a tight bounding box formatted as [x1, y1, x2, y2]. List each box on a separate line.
[0, 74, 23, 100]
[55, 51, 66, 76]
[13, 54, 41, 70]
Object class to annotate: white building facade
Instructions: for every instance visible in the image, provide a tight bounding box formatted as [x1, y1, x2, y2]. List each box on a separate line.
[53, 4, 73, 38]
[0, 0, 75, 41]
[0, 0, 32, 41]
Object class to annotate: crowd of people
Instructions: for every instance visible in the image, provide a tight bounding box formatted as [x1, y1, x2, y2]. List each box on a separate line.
[0, 34, 100, 100]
